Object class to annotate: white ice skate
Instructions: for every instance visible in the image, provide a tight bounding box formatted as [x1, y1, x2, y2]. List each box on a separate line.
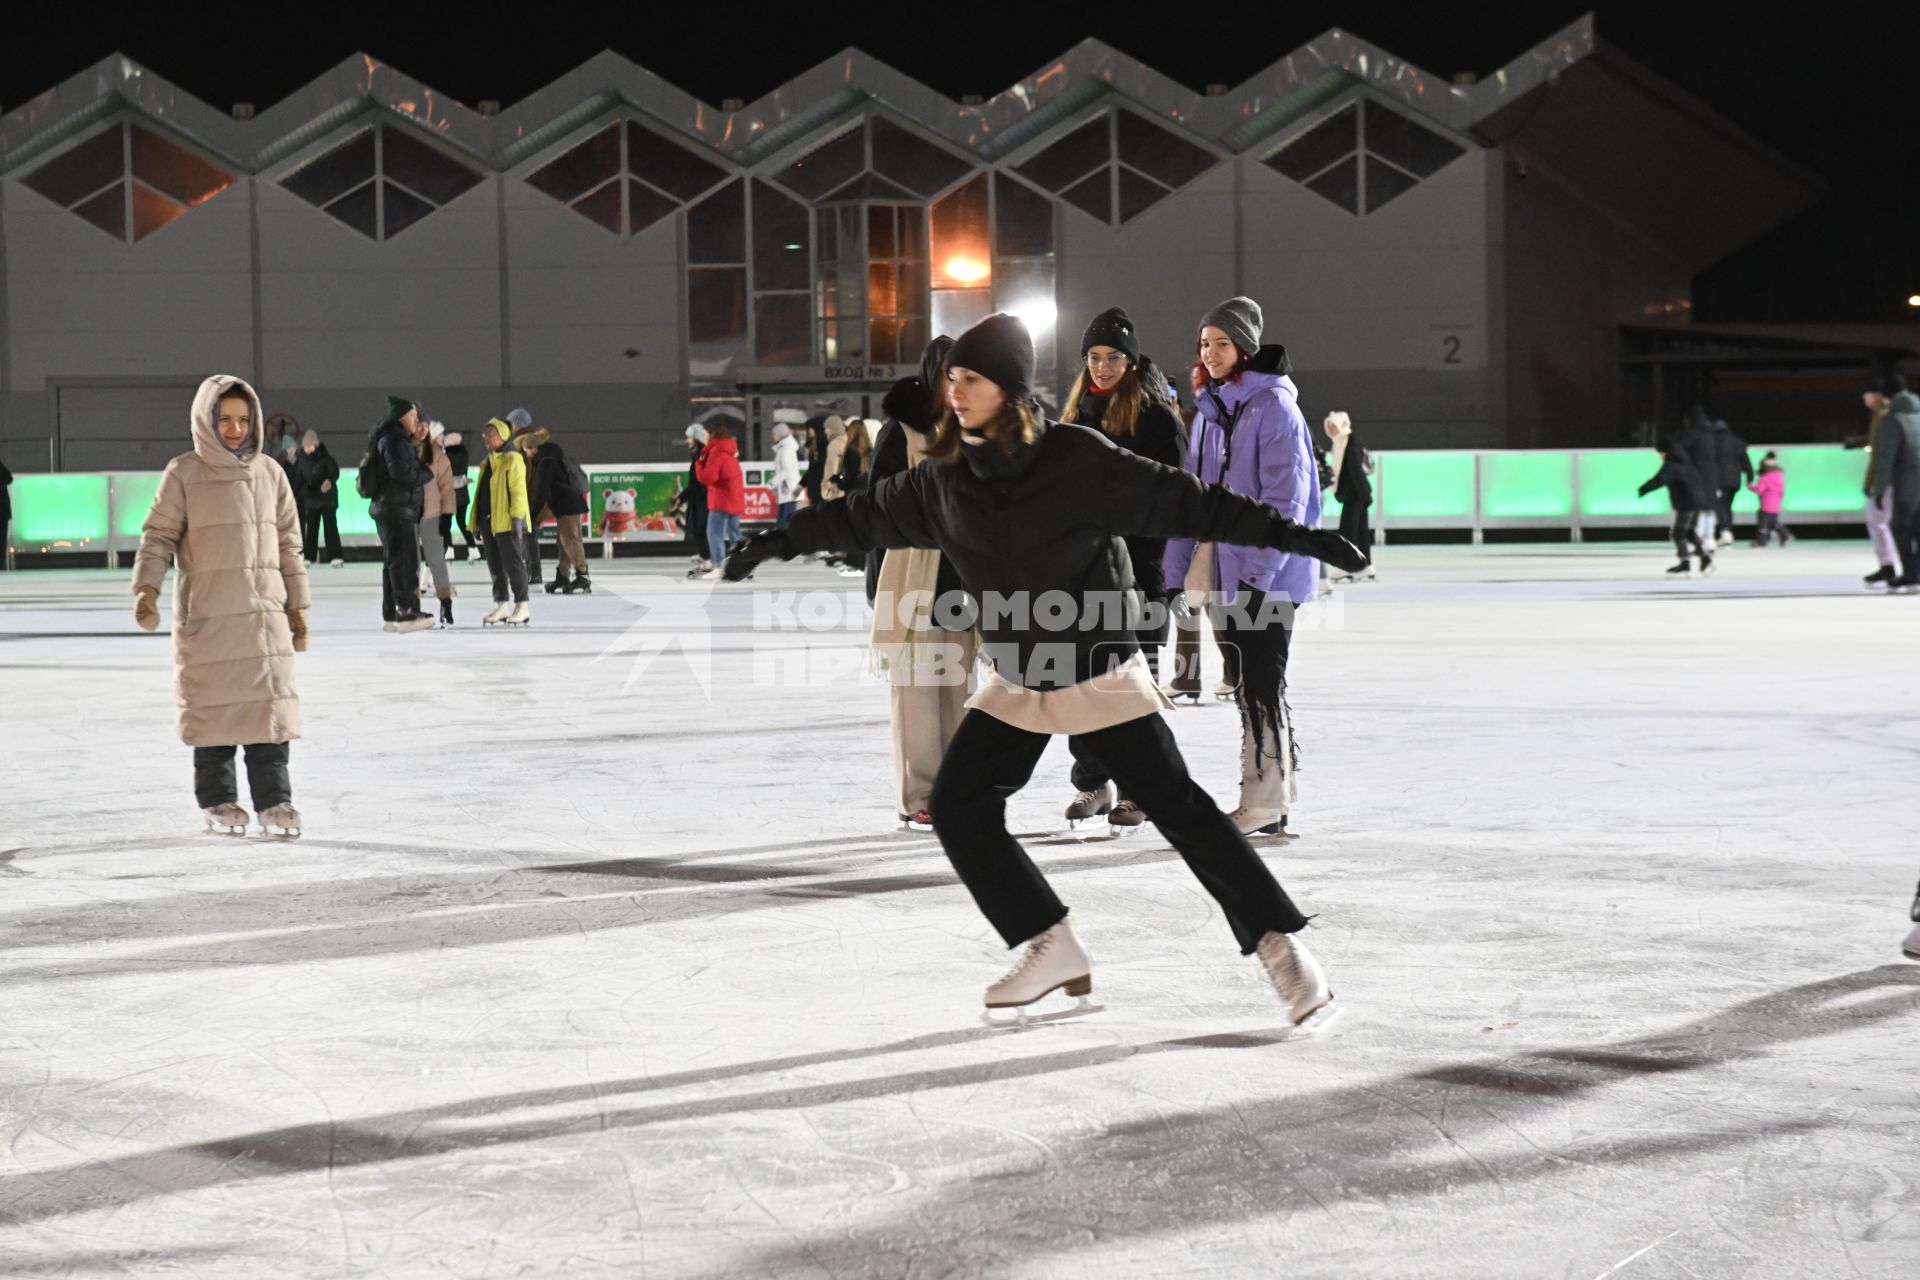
[1159, 682, 1200, 706]
[482, 601, 512, 626]
[504, 601, 531, 626]
[1215, 679, 1237, 702]
[1065, 783, 1113, 828]
[204, 804, 250, 836]
[466, 546, 481, 563]
[330, 558, 344, 568]
[392, 612, 436, 634]
[984, 921, 1096, 1024]
[1230, 805, 1293, 838]
[258, 804, 302, 840]
[1256, 930, 1340, 1034]
[1903, 922, 1920, 961]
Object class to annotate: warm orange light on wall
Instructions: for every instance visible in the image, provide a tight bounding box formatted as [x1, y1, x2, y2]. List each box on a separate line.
[943, 255, 990, 286]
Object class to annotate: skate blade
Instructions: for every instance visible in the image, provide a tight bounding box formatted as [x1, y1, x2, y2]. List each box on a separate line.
[981, 996, 1103, 1030]
[260, 829, 302, 840]
[205, 826, 247, 837]
[1283, 998, 1344, 1039]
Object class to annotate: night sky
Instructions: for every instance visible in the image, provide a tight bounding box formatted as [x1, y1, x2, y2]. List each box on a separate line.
[8, 4, 1916, 325]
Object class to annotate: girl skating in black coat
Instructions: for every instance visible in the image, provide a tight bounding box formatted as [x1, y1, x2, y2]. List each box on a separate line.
[725, 313, 1367, 1030]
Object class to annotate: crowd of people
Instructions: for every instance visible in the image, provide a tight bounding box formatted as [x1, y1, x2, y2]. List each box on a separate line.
[111, 305, 1920, 1017]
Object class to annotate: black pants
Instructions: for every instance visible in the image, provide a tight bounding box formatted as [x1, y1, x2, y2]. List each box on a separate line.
[1752, 512, 1791, 545]
[1671, 510, 1709, 562]
[1217, 587, 1297, 806]
[1715, 486, 1739, 540]
[483, 525, 531, 603]
[1893, 501, 1920, 580]
[194, 742, 291, 811]
[450, 486, 476, 547]
[301, 505, 341, 563]
[1068, 604, 1170, 796]
[931, 709, 1310, 954]
[1338, 500, 1373, 564]
[524, 525, 543, 587]
[374, 512, 422, 619]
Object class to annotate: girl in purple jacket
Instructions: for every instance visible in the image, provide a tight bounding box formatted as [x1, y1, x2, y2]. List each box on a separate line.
[1164, 297, 1326, 837]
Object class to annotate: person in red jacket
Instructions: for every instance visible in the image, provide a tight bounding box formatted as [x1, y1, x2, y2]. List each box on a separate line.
[695, 423, 746, 580]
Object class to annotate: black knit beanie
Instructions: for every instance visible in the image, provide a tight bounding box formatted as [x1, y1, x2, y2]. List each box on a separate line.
[1080, 306, 1140, 362]
[947, 314, 1035, 400]
[1866, 371, 1908, 397]
[386, 395, 416, 422]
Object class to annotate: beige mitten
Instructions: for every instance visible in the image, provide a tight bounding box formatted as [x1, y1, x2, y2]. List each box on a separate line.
[134, 587, 160, 631]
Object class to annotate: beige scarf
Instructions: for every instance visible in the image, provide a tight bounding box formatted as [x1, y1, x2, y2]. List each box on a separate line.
[869, 426, 980, 679]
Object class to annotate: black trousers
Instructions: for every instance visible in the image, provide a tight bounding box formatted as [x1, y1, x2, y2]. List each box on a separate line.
[931, 709, 1310, 954]
[301, 505, 341, 563]
[1753, 511, 1791, 545]
[1338, 500, 1373, 564]
[1893, 501, 1920, 580]
[1068, 604, 1170, 796]
[1714, 486, 1739, 539]
[449, 486, 476, 547]
[194, 742, 291, 811]
[373, 512, 422, 619]
[1671, 510, 1709, 561]
[483, 524, 531, 603]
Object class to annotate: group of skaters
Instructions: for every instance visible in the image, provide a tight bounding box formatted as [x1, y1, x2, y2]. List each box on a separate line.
[722, 299, 1376, 1028]
[1638, 372, 1920, 587]
[359, 399, 595, 632]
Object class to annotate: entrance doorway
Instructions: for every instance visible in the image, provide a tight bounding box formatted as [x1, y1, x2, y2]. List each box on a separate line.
[742, 385, 896, 459]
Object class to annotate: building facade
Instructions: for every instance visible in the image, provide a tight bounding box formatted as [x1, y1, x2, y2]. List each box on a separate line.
[0, 15, 1822, 471]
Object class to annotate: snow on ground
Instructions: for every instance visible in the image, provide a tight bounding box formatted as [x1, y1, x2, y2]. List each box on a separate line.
[2, 541, 1916, 1279]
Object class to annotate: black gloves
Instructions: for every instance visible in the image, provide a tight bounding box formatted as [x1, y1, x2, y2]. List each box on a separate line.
[1265, 518, 1369, 575]
[721, 530, 798, 582]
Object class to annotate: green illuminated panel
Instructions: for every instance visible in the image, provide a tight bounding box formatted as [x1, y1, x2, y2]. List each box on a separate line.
[1380, 452, 1475, 519]
[1578, 452, 1674, 519]
[1481, 452, 1575, 519]
[336, 471, 376, 536]
[12, 474, 109, 545]
[1771, 446, 1867, 513]
[113, 474, 163, 539]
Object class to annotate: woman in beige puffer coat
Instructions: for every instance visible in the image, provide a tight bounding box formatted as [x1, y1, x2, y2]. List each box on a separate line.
[133, 374, 311, 837]
[417, 425, 457, 623]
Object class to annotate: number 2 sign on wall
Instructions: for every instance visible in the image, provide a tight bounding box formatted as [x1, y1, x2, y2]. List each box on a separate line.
[1428, 323, 1477, 371]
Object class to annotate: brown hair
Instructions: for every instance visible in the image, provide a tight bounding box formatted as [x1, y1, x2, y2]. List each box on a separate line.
[705, 421, 734, 442]
[1060, 364, 1144, 438]
[843, 419, 873, 472]
[925, 398, 1043, 463]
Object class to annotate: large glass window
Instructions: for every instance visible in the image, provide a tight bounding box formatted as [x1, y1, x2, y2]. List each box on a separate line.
[773, 116, 973, 206]
[687, 181, 748, 380]
[1011, 110, 1215, 226]
[22, 121, 231, 244]
[526, 119, 726, 237]
[1264, 99, 1465, 215]
[280, 125, 481, 240]
[752, 181, 813, 365]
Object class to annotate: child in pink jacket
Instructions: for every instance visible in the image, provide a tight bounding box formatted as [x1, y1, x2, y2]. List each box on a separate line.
[1748, 452, 1792, 546]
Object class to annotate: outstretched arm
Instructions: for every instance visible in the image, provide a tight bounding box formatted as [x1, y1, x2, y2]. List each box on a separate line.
[1101, 446, 1364, 571]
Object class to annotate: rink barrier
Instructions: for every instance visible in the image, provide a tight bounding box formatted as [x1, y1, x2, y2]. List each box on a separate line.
[1, 446, 1876, 563]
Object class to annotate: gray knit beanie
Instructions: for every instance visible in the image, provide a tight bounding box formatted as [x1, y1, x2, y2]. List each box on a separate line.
[1199, 296, 1263, 356]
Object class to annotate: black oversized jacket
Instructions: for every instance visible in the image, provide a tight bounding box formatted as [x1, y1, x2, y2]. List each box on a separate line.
[1065, 391, 1188, 602]
[787, 420, 1288, 690]
[364, 419, 432, 521]
[291, 444, 340, 512]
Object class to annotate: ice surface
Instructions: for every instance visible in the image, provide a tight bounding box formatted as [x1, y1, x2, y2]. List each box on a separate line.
[2, 543, 1917, 1279]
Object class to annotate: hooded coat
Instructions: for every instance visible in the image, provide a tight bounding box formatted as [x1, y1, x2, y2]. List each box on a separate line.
[1869, 390, 1920, 512]
[469, 419, 533, 534]
[365, 417, 432, 522]
[1162, 346, 1322, 605]
[417, 440, 456, 520]
[772, 433, 803, 502]
[695, 436, 745, 516]
[519, 429, 591, 518]
[132, 375, 309, 748]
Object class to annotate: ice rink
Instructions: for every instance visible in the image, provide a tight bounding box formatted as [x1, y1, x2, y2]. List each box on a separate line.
[3, 541, 1917, 1279]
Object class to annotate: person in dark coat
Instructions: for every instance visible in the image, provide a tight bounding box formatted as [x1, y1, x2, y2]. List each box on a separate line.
[521, 428, 592, 594]
[1710, 416, 1755, 545]
[1867, 379, 1920, 588]
[1055, 305, 1189, 829]
[1638, 431, 1716, 576]
[722, 312, 1367, 1027]
[291, 430, 342, 566]
[1324, 411, 1374, 580]
[667, 424, 711, 575]
[365, 396, 435, 630]
[0, 455, 12, 558]
[801, 416, 830, 510]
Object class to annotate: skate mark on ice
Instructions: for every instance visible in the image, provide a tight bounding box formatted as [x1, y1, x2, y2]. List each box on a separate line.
[5, 967, 1911, 1231]
[0, 848, 29, 877]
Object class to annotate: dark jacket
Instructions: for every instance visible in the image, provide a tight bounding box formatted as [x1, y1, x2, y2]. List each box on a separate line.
[1639, 448, 1714, 512]
[1712, 422, 1755, 489]
[1335, 439, 1373, 509]
[365, 419, 431, 521]
[1065, 388, 1188, 602]
[0, 458, 11, 525]
[802, 417, 829, 504]
[787, 420, 1297, 690]
[864, 414, 968, 606]
[1672, 413, 1719, 507]
[673, 450, 708, 524]
[291, 444, 341, 512]
[526, 438, 590, 518]
[445, 439, 471, 487]
[1869, 390, 1920, 510]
